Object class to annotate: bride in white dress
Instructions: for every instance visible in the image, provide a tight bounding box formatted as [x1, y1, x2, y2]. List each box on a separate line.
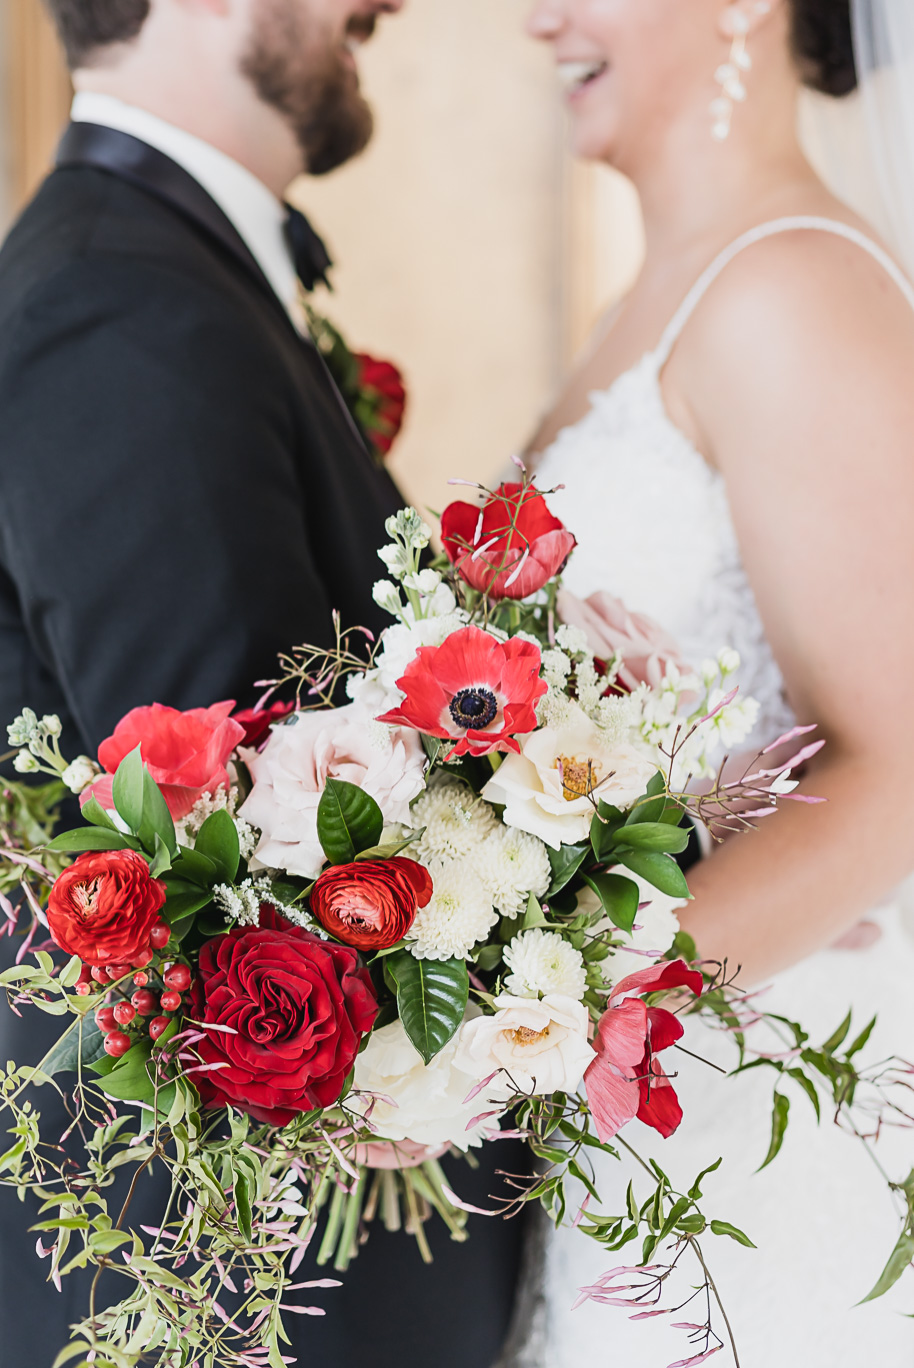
[506, 0, 914, 1363]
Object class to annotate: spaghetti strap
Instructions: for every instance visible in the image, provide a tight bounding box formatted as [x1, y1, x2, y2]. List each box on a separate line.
[652, 215, 914, 369]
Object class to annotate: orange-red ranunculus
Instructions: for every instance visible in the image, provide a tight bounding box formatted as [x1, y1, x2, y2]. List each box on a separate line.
[310, 858, 433, 951]
[441, 482, 577, 601]
[47, 849, 167, 968]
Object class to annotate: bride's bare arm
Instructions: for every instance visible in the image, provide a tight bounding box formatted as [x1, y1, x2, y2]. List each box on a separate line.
[667, 229, 914, 984]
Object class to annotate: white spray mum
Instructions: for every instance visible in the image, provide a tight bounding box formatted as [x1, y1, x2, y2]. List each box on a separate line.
[503, 929, 587, 1001]
[411, 779, 499, 864]
[408, 859, 498, 961]
[477, 826, 551, 918]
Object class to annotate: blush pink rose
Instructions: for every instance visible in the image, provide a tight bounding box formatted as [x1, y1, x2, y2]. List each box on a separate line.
[238, 703, 427, 879]
[557, 589, 691, 692]
[352, 1139, 449, 1170]
[85, 702, 246, 820]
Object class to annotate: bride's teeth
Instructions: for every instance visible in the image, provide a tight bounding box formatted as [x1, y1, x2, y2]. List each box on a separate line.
[557, 61, 607, 93]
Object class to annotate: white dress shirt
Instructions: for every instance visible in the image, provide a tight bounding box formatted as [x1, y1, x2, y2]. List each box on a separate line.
[70, 91, 306, 330]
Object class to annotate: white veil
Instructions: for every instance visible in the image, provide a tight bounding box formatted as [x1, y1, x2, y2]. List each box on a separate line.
[798, 0, 914, 278]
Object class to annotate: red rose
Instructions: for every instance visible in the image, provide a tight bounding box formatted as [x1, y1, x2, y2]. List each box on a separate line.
[47, 849, 167, 968]
[311, 858, 433, 951]
[86, 701, 246, 820]
[441, 482, 577, 601]
[355, 354, 407, 457]
[189, 907, 378, 1126]
[378, 624, 548, 759]
[232, 700, 295, 750]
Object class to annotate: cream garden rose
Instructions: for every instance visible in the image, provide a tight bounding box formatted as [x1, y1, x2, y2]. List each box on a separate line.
[482, 707, 657, 849]
[455, 994, 596, 1098]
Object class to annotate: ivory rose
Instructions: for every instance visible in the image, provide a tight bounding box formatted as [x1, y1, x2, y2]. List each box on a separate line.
[455, 994, 596, 1098]
[239, 703, 427, 878]
[482, 706, 657, 849]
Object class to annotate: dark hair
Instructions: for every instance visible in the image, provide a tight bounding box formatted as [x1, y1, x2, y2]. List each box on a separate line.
[791, 0, 857, 97]
[43, 0, 151, 69]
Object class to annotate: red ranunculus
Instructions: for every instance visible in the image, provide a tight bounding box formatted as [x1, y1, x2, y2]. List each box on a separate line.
[441, 482, 577, 601]
[311, 858, 433, 951]
[189, 906, 378, 1126]
[232, 700, 295, 750]
[47, 849, 167, 968]
[86, 701, 246, 820]
[355, 354, 407, 457]
[585, 961, 704, 1142]
[377, 624, 548, 759]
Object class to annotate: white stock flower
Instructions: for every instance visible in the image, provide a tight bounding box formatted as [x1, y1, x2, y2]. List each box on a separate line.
[455, 994, 596, 1097]
[482, 706, 657, 849]
[372, 580, 403, 617]
[575, 870, 684, 986]
[403, 569, 443, 596]
[718, 647, 741, 675]
[385, 508, 431, 550]
[13, 751, 39, 774]
[351, 1013, 495, 1150]
[408, 858, 497, 961]
[709, 691, 760, 750]
[503, 930, 587, 1001]
[364, 609, 469, 715]
[410, 778, 499, 864]
[476, 826, 551, 917]
[61, 756, 100, 795]
[377, 543, 411, 578]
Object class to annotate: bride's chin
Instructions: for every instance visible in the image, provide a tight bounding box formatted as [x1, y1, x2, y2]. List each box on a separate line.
[568, 118, 621, 167]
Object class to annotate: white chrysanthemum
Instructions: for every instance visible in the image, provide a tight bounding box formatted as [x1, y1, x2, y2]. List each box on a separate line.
[476, 826, 551, 917]
[408, 859, 497, 961]
[411, 779, 499, 864]
[503, 929, 587, 1001]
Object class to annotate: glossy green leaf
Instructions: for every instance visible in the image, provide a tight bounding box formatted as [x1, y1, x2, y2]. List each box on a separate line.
[138, 769, 177, 858]
[590, 803, 626, 863]
[522, 893, 549, 930]
[624, 773, 667, 825]
[546, 843, 591, 899]
[194, 809, 240, 883]
[615, 822, 691, 855]
[234, 1172, 254, 1244]
[80, 796, 120, 832]
[37, 1014, 108, 1080]
[45, 827, 137, 854]
[710, 1219, 757, 1249]
[111, 744, 145, 834]
[174, 846, 219, 888]
[317, 779, 383, 864]
[758, 1092, 790, 1171]
[615, 849, 692, 900]
[387, 950, 468, 1064]
[583, 872, 641, 934]
[148, 834, 172, 879]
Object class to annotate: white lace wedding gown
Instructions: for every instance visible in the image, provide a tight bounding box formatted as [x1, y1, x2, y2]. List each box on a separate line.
[515, 218, 914, 1368]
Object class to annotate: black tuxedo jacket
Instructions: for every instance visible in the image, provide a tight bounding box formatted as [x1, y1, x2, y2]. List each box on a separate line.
[0, 122, 402, 754]
[0, 126, 524, 1368]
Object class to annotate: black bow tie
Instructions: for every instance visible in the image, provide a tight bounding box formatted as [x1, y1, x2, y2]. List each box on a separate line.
[283, 203, 333, 292]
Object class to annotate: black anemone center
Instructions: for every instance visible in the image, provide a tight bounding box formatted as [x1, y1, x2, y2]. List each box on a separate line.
[449, 687, 498, 731]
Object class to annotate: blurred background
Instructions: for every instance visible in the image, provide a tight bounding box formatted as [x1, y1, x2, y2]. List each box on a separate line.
[0, 0, 646, 517]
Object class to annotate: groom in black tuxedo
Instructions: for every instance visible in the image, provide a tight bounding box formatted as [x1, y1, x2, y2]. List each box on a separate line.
[0, 1, 524, 1363]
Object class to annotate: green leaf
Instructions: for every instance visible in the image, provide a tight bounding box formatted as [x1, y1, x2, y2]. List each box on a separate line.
[39, 1015, 108, 1079]
[387, 950, 468, 1064]
[710, 1219, 757, 1249]
[522, 893, 549, 930]
[194, 809, 240, 883]
[45, 828, 137, 854]
[688, 1156, 723, 1200]
[672, 930, 698, 963]
[138, 769, 177, 858]
[758, 1092, 790, 1171]
[845, 1015, 878, 1060]
[148, 834, 172, 879]
[860, 1228, 914, 1303]
[590, 802, 626, 862]
[546, 843, 591, 899]
[163, 889, 215, 925]
[624, 773, 667, 825]
[473, 944, 503, 972]
[786, 1068, 821, 1121]
[614, 822, 691, 855]
[317, 779, 383, 864]
[356, 829, 425, 862]
[583, 872, 641, 934]
[234, 1172, 254, 1244]
[97, 1041, 156, 1104]
[173, 846, 219, 888]
[822, 1010, 853, 1055]
[80, 796, 120, 832]
[614, 849, 692, 900]
[111, 744, 145, 834]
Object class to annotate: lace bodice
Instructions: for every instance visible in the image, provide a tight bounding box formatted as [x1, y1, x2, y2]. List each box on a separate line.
[535, 216, 914, 751]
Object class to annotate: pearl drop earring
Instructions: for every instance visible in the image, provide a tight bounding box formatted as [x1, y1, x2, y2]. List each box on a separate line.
[710, 2, 769, 141]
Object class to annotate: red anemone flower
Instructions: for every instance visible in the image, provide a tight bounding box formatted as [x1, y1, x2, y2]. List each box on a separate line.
[585, 960, 704, 1142]
[441, 482, 577, 601]
[377, 625, 547, 759]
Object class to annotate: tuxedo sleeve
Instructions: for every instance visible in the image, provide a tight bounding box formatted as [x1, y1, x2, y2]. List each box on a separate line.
[0, 255, 336, 751]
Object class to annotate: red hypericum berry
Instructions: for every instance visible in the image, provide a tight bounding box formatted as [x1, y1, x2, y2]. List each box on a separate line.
[95, 1006, 117, 1033]
[132, 971, 149, 987]
[149, 923, 171, 950]
[106, 964, 130, 981]
[103, 1031, 132, 1057]
[148, 1016, 171, 1041]
[131, 989, 158, 1017]
[113, 1002, 136, 1026]
[90, 967, 111, 986]
[132, 948, 154, 969]
[159, 990, 182, 1012]
[77, 964, 94, 985]
[75, 982, 91, 996]
[163, 964, 191, 992]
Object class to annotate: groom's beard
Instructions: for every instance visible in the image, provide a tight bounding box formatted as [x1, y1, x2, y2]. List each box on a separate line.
[241, 0, 375, 176]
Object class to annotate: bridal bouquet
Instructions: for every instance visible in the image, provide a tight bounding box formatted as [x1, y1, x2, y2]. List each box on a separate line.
[0, 476, 909, 1368]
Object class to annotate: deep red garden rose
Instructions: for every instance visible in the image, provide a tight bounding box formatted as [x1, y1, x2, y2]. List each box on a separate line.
[311, 858, 433, 951]
[441, 482, 577, 601]
[355, 354, 407, 457]
[190, 907, 378, 1126]
[585, 961, 704, 1143]
[377, 624, 548, 759]
[47, 849, 167, 968]
[232, 699, 295, 749]
[86, 701, 246, 820]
